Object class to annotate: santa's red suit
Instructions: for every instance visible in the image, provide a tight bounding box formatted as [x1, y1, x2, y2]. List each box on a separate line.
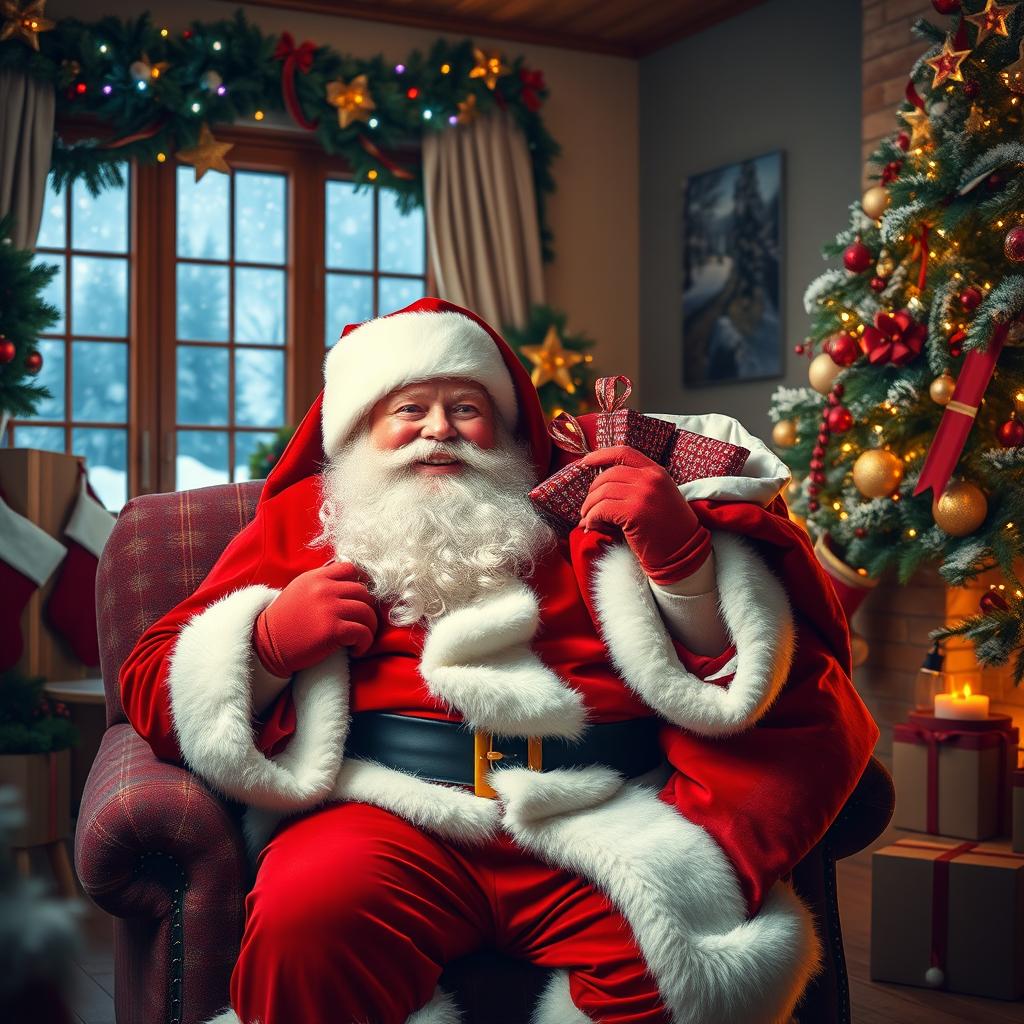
[119, 298, 878, 1024]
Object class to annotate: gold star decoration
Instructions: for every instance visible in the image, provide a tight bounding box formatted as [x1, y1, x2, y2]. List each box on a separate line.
[925, 35, 972, 90]
[1001, 38, 1024, 93]
[456, 93, 478, 125]
[899, 105, 932, 149]
[520, 325, 586, 393]
[177, 124, 233, 182]
[0, 0, 53, 50]
[965, 103, 986, 133]
[469, 47, 509, 91]
[966, 0, 1013, 44]
[326, 74, 375, 129]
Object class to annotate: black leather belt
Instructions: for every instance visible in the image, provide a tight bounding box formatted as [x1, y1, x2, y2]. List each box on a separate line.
[344, 712, 664, 798]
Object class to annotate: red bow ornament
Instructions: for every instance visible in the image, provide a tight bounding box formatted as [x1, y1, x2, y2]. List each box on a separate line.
[519, 67, 546, 112]
[862, 309, 926, 366]
[273, 32, 319, 130]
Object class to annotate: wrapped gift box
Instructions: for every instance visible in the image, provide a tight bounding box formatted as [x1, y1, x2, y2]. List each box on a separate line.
[1014, 769, 1024, 854]
[892, 712, 1018, 840]
[871, 837, 1024, 999]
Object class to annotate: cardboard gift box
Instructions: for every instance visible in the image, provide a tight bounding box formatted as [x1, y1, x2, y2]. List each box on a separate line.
[0, 750, 71, 848]
[1014, 769, 1024, 854]
[892, 711, 1018, 840]
[871, 837, 1024, 999]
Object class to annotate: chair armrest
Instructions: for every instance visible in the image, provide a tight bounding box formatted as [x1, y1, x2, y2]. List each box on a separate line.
[823, 755, 895, 861]
[74, 723, 250, 920]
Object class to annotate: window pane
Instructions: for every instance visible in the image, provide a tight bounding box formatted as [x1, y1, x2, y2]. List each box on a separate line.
[235, 430, 276, 481]
[379, 190, 425, 275]
[13, 425, 64, 452]
[72, 169, 128, 253]
[177, 345, 228, 425]
[177, 430, 228, 489]
[379, 276, 422, 315]
[235, 348, 284, 427]
[235, 267, 285, 344]
[35, 255, 65, 334]
[177, 263, 229, 341]
[325, 273, 373, 347]
[72, 256, 127, 337]
[176, 166, 229, 260]
[235, 172, 285, 265]
[27, 340, 65, 421]
[72, 341, 127, 423]
[326, 181, 373, 270]
[72, 427, 127, 511]
[36, 178, 65, 249]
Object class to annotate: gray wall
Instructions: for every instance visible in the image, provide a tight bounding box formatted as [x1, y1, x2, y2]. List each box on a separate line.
[638, 0, 862, 439]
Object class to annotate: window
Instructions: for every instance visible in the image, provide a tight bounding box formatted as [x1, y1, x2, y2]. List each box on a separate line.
[13, 167, 132, 509]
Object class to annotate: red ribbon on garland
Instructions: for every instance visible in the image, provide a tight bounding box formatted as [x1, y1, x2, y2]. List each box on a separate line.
[100, 118, 166, 149]
[914, 322, 1009, 497]
[273, 32, 319, 131]
[357, 135, 416, 181]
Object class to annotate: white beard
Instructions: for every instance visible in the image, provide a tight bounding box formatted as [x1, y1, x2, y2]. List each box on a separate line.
[312, 423, 557, 627]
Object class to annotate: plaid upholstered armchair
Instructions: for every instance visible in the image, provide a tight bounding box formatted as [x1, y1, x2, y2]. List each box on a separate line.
[75, 480, 895, 1024]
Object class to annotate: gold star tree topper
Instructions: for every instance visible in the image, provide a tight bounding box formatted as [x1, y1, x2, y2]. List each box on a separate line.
[469, 48, 509, 90]
[521, 325, 586, 393]
[326, 75, 375, 129]
[177, 124, 234, 181]
[0, 0, 53, 50]
[966, 0, 1013, 44]
[925, 35, 972, 90]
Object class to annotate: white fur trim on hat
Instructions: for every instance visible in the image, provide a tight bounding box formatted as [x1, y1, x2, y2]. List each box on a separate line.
[322, 309, 518, 455]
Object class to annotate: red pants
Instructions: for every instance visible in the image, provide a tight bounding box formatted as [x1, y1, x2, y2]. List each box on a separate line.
[230, 802, 670, 1024]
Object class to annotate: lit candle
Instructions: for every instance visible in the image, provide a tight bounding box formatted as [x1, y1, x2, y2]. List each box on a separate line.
[934, 684, 990, 721]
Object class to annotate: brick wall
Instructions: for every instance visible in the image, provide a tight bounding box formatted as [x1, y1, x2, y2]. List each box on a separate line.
[855, 2, 1024, 757]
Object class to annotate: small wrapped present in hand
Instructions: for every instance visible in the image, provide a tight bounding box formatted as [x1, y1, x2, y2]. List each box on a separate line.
[594, 376, 677, 462]
[665, 428, 751, 484]
[528, 412, 597, 530]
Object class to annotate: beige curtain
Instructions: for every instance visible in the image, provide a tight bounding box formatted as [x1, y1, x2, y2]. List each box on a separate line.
[422, 110, 545, 331]
[0, 69, 55, 250]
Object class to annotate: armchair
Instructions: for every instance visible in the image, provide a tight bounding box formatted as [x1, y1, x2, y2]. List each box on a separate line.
[75, 481, 894, 1024]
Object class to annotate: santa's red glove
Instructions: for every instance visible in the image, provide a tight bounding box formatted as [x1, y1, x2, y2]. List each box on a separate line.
[578, 446, 712, 587]
[252, 561, 378, 677]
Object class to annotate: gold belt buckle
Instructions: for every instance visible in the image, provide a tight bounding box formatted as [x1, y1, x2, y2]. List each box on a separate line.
[474, 731, 543, 798]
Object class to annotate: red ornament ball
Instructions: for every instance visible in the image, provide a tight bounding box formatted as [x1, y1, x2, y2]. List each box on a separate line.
[794, 343, 805, 355]
[959, 286, 983, 312]
[931, 0, 960, 12]
[1005, 226, 1024, 262]
[808, 500, 820, 512]
[826, 406, 854, 433]
[854, 527, 867, 539]
[843, 239, 873, 274]
[0, 338, 14, 364]
[998, 416, 1024, 447]
[24, 350, 42, 374]
[826, 332, 860, 366]
[833, 382, 845, 397]
[870, 275, 887, 292]
[980, 589, 1010, 613]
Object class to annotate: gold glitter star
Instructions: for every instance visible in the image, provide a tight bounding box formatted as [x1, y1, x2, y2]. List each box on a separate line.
[177, 124, 233, 181]
[925, 35, 972, 90]
[0, 0, 53, 50]
[469, 47, 509, 91]
[900, 106, 932, 149]
[966, 0, 1013, 44]
[520, 325, 585, 393]
[326, 74, 376, 130]
[965, 103, 986, 132]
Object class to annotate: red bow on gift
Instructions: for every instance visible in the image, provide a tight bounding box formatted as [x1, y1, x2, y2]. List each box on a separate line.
[862, 309, 926, 366]
[519, 67, 546, 112]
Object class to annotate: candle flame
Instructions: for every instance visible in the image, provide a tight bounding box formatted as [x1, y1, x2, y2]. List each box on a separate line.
[962, 684, 972, 698]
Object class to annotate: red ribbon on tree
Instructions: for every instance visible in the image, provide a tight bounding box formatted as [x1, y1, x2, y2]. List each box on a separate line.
[916, 223, 930, 291]
[862, 309, 927, 365]
[519, 67, 545, 112]
[274, 32, 319, 130]
[914, 322, 1009, 497]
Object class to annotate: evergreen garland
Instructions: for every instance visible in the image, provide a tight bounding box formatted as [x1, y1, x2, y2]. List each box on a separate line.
[0, 670, 78, 756]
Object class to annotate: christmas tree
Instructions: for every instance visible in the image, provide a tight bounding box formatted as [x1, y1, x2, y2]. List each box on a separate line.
[769, 1, 1024, 680]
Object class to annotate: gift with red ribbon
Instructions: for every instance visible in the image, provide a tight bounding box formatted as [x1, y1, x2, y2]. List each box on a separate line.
[871, 836, 1024, 998]
[861, 309, 927, 366]
[527, 412, 599, 530]
[892, 711, 1018, 840]
[274, 32, 319, 131]
[594, 376, 677, 461]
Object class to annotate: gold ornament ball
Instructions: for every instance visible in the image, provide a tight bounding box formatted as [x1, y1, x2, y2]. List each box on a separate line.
[862, 185, 889, 220]
[853, 449, 904, 498]
[772, 419, 798, 447]
[933, 480, 988, 537]
[929, 373, 956, 405]
[809, 352, 843, 395]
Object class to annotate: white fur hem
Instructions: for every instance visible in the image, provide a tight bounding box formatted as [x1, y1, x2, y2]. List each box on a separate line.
[531, 971, 595, 1023]
[167, 585, 350, 810]
[592, 533, 795, 737]
[491, 766, 821, 1024]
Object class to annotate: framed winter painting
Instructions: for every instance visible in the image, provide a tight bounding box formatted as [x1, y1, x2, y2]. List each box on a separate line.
[681, 150, 784, 387]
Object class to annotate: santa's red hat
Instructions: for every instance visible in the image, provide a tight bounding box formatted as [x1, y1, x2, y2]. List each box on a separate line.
[260, 297, 552, 505]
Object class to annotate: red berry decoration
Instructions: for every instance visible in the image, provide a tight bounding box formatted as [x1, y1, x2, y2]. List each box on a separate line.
[998, 415, 1024, 447]
[959, 286, 983, 312]
[826, 332, 860, 366]
[931, 0, 961, 12]
[794, 343, 805, 355]
[870, 276, 887, 292]
[24, 350, 43, 374]
[854, 527, 867, 539]
[980, 589, 1010, 613]
[826, 406, 854, 434]
[1005, 226, 1024, 263]
[0, 337, 14, 364]
[843, 239, 873, 273]
[809, 500, 820, 512]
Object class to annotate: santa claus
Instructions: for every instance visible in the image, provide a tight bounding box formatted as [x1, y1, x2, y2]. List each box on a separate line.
[119, 297, 878, 1024]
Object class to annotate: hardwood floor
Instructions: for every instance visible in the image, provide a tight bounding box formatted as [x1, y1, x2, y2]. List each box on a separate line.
[64, 824, 1022, 1023]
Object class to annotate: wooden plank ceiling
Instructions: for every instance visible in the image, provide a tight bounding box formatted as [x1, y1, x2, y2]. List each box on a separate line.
[237, 0, 768, 57]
